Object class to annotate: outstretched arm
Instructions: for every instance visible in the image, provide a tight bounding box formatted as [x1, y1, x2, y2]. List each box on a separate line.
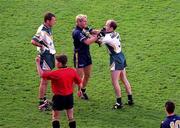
[84, 35, 98, 45]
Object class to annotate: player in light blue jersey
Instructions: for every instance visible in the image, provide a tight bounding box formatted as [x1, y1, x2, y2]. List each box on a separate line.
[31, 12, 56, 110]
[98, 20, 134, 109]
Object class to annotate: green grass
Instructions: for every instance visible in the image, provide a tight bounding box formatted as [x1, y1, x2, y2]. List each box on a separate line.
[0, 0, 180, 128]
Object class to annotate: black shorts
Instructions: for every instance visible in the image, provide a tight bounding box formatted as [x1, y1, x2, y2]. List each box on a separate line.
[73, 52, 92, 68]
[52, 94, 73, 111]
[40, 50, 55, 70]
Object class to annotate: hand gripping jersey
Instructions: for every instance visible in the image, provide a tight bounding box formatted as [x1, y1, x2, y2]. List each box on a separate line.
[99, 31, 121, 55]
[32, 24, 56, 54]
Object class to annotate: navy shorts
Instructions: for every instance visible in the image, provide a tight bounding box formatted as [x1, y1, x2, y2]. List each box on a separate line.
[110, 52, 127, 70]
[73, 52, 92, 68]
[40, 50, 55, 70]
[52, 94, 73, 111]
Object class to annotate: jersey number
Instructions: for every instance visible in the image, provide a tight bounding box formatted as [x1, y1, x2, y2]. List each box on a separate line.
[170, 120, 180, 128]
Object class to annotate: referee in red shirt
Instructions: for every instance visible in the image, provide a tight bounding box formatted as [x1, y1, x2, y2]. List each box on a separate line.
[36, 54, 82, 128]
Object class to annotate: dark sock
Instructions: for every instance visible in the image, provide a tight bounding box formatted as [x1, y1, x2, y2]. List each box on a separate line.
[52, 120, 60, 128]
[116, 97, 122, 104]
[128, 95, 133, 101]
[69, 121, 76, 128]
[39, 98, 44, 105]
[43, 96, 46, 101]
[81, 88, 86, 93]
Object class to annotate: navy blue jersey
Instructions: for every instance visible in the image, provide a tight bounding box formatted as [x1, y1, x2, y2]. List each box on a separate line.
[161, 115, 180, 128]
[72, 26, 90, 54]
[72, 26, 93, 68]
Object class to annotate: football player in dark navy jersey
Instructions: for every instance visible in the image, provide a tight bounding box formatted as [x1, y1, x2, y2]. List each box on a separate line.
[72, 14, 98, 100]
[161, 101, 180, 128]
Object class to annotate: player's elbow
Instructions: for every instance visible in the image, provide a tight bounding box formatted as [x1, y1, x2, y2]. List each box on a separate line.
[83, 39, 91, 45]
[31, 40, 35, 45]
[31, 39, 38, 46]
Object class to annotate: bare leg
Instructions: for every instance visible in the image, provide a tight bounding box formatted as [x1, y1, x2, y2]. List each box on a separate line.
[120, 69, 134, 105]
[120, 69, 132, 95]
[76, 65, 92, 100]
[52, 110, 60, 121]
[52, 110, 60, 128]
[76, 64, 92, 89]
[39, 78, 48, 99]
[76, 68, 84, 91]
[66, 108, 76, 128]
[111, 70, 121, 98]
[111, 70, 124, 109]
[66, 108, 74, 122]
[82, 64, 92, 89]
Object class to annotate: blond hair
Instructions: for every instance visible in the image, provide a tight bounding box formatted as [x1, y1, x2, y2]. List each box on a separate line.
[75, 14, 87, 23]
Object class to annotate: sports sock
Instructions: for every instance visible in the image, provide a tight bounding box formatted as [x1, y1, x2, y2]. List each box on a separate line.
[39, 98, 44, 105]
[128, 95, 133, 101]
[116, 97, 122, 104]
[52, 120, 60, 128]
[81, 88, 86, 93]
[69, 121, 76, 128]
[43, 96, 46, 101]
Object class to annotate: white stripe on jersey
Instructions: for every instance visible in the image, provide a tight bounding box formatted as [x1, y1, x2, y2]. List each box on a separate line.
[35, 24, 56, 54]
[100, 32, 121, 54]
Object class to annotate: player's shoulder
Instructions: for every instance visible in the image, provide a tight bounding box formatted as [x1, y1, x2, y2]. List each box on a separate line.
[35, 24, 45, 35]
[161, 118, 169, 128]
[37, 24, 44, 31]
[67, 67, 78, 76]
[73, 27, 82, 34]
[175, 115, 180, 119]
[66, 67, 76, 72]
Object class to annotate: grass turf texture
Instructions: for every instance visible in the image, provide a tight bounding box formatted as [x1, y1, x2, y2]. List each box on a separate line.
[0, 0, 179, 128]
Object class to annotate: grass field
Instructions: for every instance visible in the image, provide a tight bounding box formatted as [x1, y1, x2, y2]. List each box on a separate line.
[0, 0, 180, 128]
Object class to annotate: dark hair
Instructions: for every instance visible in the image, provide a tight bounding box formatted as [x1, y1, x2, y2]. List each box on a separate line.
[44, 12, 55, 22]
[56, 54, 67, 66]
[109, 20, 117, 30]
[165, 101, 175, 114]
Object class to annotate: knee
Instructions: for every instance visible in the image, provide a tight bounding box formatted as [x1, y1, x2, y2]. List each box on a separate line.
[68, 117, 75, 122]
[52, 111, 59, 121]
[84, 73, 90, 79]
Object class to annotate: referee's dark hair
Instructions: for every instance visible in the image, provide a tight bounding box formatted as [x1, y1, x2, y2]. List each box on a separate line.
[56, 54, 67, 67]
[165, 100, 175, 114]
[44, 12, 55, 22]
[109, 20, 117, 30]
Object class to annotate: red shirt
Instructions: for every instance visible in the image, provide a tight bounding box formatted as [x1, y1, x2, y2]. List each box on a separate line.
[42, 67, 81, 96]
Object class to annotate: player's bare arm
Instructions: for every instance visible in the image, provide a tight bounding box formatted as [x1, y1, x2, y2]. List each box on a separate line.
[31, 39, 43, 47]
